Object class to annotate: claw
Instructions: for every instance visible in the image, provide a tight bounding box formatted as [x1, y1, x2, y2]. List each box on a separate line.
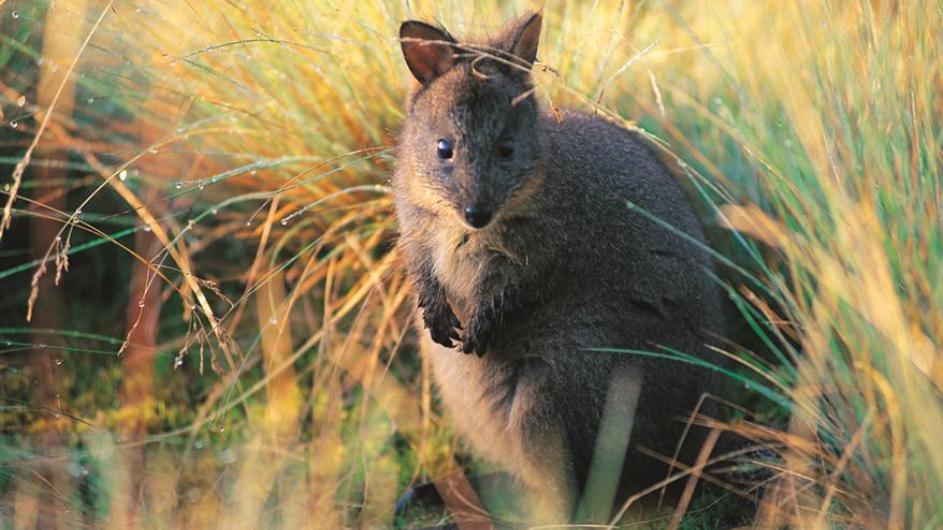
[460, 338, 475, 355]
[459, 318, 490, 357]
[421, 294, 462, 348]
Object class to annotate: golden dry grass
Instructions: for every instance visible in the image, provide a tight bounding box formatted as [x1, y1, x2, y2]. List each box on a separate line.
[0, 0, 940, 528]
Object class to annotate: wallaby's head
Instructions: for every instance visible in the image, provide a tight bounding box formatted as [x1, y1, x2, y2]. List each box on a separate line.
[396, 12, 543, 230]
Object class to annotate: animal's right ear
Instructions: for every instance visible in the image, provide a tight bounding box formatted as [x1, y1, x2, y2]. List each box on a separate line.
[400, 21, 456, 85]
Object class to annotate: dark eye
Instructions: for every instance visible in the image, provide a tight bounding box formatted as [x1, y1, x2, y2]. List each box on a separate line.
[436, 139, 453, 160]
[498, 142, 514, 158]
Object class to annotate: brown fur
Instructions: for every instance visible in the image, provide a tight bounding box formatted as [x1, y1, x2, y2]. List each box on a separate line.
[394, 12, 728, 523]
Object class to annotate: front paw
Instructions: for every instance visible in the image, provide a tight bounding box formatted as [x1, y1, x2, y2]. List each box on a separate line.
[420, 297, 461, 348]
[459, 312, 494, 357]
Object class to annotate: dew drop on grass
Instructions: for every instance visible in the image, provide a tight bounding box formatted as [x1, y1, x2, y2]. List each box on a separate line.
[211, 208, 219, 216]
[16, 95, 26, 107]
[143, 225, 152, 232]
[87, 97, 95, 104]
[280, 218, 289, 226]
[174, 180, 183, 190]
[118, 169, 128, 181]
[55, 359, 62, 365]
[10, 121, 18, 129]
[137, 299, 146, 308]
[11, 11, 19, 19]
[173, 356, 183, 369]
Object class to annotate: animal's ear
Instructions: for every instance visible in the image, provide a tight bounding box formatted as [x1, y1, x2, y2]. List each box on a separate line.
[400, 21, 457, 84]
[502, 11, 542, 67]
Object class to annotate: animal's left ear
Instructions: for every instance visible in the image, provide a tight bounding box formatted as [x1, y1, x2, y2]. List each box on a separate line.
[400, 21, 457, 84]
[503, 11, 542, 67]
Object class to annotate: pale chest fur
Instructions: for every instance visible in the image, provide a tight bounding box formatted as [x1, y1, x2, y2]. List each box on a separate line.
[426, 214, 530, 311]
[428, 225, 488, 314]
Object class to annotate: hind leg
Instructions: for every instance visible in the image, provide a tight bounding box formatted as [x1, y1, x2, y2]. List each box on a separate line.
[504, 357, 644, 524]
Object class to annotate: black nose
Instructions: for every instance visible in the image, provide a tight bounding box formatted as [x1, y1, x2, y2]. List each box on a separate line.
[463, 204, 493, 229]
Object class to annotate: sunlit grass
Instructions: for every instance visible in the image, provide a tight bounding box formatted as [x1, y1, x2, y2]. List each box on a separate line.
[0, 0, 940, 528]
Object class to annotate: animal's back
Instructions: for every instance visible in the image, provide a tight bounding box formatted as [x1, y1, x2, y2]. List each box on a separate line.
[533, 109, 723, 349]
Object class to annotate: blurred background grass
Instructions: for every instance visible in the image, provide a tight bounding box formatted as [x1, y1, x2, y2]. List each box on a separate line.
[0, 0, 940, 528]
